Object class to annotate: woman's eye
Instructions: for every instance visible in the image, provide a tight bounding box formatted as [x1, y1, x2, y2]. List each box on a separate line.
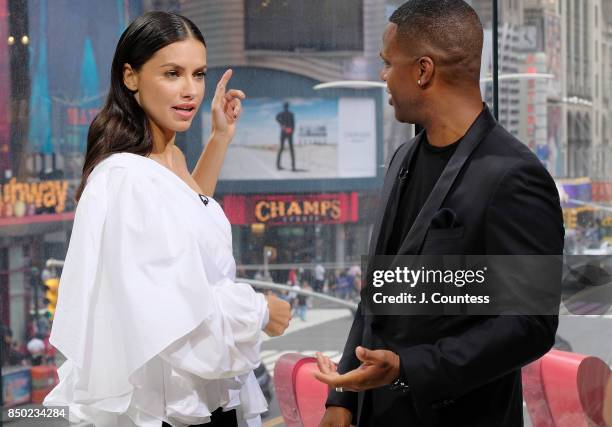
[195, 71, 206, 79]
[165, 70, 179, 78]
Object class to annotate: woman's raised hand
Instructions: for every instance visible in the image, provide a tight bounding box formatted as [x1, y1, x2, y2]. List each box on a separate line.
[211, 69, 246, 140]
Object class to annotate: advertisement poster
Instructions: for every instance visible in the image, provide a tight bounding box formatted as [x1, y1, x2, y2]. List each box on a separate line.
[27, 0, 142, 160]
[544, 11, 562, 98]
[592, 181, 612, 203]
[556, 177, 592, 208]
[203, 97, 377, 180]
[547, 105, 563, 177]
[2, 367, 32, 407]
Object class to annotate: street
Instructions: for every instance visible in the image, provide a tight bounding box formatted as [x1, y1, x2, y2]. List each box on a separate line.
[3, 307, 611, 427]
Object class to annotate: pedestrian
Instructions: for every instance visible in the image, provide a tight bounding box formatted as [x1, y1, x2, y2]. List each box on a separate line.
[0, 324, 10, 367]
[287, 268, 298, 286]
[26, 334, 45, 366]
[352, 273, 362, 298]
[314, 263, 325, 292]
[293, 280, 309, 322]
[288, 280, 299, 307]
[9, 339, 26, 366]
[335, 272, 351, 300]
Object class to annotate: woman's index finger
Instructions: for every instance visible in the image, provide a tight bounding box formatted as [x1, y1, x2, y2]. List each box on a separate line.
[215, 69, 233, 94]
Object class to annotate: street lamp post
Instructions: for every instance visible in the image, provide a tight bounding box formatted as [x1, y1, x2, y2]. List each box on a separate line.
[30, 267, 39, 328]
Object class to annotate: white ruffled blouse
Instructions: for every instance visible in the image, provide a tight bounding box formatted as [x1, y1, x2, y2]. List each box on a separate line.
[43, 153, 269, 427]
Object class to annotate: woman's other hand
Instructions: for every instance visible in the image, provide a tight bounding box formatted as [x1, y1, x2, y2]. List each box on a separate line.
[264, 294, 292, 337]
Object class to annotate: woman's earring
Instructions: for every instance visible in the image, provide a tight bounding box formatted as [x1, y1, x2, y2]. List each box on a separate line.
[417, 79, 422, 86]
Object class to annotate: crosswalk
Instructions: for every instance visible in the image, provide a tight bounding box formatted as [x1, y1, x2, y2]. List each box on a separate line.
[260, 349, 343, 377]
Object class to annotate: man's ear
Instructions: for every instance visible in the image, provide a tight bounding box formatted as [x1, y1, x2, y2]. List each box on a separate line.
[417, 56, 435, 87]
[123, 63, 139, 93]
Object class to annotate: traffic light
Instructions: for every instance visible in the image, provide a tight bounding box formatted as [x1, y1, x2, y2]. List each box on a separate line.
[44, 277, 59, 317]
[563, 209, 577, 229]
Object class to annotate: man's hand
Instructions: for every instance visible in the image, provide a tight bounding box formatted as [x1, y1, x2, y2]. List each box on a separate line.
[313, 346, 400, 392]
[318, 406, 352, 427]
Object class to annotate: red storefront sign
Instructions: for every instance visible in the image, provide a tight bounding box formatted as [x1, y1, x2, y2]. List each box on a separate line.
[592, 181, 612, 203]
[223, 193, 359, 226]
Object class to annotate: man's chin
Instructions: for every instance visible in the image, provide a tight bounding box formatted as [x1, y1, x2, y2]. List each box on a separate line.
[393, 109, 414, 124]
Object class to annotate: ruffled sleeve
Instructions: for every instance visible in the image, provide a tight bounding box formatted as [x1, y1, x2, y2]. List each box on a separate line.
[159, 278, 267, 379]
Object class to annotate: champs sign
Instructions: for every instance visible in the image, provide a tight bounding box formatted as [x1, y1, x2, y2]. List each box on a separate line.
[223, 193, 359, 226]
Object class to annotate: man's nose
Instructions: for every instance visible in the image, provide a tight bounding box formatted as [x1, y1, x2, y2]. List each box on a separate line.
[379, 68, 387, 81]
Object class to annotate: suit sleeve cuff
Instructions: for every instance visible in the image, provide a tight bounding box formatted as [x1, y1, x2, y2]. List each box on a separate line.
[325, 390, 358, 416]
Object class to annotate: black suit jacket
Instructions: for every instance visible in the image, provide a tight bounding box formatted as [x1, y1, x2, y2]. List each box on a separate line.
[326, 107, 564, 426]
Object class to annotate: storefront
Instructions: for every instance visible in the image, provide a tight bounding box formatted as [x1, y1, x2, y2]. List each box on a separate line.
[0, 172, 75, 341]
[192, 66, 384, 282]
[222, 191, 374, 281]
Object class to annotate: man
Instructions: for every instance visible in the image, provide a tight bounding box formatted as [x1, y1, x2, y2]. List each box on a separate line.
[276, 101, 296, 171]
[314, 1, 564, 426]
[0, 324, 10, 366]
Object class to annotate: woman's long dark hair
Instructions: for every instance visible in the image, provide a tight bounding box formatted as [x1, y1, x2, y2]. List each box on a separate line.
[75, 11, 206, 201]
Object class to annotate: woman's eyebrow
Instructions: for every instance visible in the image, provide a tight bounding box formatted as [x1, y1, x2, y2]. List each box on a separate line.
[160, 62, 208, 71]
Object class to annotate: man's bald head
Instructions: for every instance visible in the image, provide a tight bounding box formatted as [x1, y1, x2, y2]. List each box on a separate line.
[389, 0, 483, 86]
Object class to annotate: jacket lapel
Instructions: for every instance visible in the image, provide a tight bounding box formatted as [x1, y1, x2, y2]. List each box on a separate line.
[360, 134, 421, 411]
[368, 134, 422, 256]
[397, 107, 498, 255]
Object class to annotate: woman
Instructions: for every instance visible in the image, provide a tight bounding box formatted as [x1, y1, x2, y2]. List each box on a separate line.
[43, 11, 291, 427]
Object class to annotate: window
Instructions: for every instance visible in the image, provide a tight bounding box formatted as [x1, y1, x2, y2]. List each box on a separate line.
[244, 0, 364, 52]
[2, 3, 610, 426]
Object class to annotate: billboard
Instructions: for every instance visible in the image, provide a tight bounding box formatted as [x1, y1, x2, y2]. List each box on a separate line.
[544, 11, 562, 98]
[546, 105, 563, 177]
[203, 97, 377, 181]
[592, 181, 612, 203]
[245, 0, 363, 52]
[556, 177, 592, 209]
[26, 0, 142, 169]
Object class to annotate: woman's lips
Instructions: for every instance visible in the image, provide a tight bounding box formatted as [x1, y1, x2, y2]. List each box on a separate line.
[172, 106, 196, 119]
